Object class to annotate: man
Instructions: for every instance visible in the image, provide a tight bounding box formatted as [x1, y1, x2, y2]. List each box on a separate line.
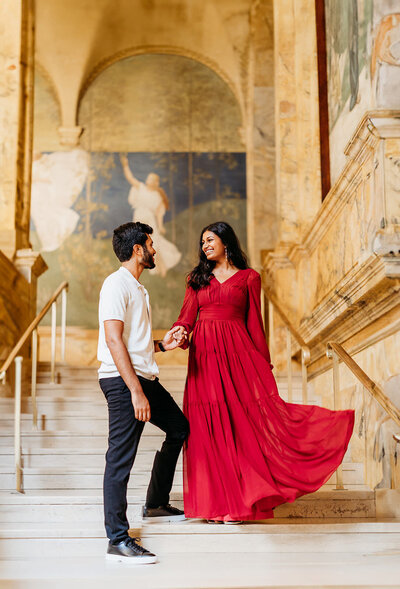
[98, 221, 189, 564]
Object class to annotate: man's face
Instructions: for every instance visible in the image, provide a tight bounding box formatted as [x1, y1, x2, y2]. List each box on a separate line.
[141, 235, 156, 269]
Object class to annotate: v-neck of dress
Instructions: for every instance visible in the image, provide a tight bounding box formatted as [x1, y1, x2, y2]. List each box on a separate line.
[212, 269, 242, 285]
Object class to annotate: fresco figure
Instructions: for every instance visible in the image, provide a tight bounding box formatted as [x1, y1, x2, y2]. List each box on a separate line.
[31, 149, 89, 252]
[120, 154, 181, 277]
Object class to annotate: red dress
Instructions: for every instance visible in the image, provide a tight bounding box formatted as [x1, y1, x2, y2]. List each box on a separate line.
[173, 268, 354, 521]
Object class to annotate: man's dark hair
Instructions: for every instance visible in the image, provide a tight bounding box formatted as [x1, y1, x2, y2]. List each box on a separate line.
[112, 222, 153, 262]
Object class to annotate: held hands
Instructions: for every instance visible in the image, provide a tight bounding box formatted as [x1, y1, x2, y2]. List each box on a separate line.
[161, 326, 187, 350]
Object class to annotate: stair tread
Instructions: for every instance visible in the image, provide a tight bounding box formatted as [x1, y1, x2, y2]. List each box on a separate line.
[0, 519, 398, 536]
[0, 487, 375, 504]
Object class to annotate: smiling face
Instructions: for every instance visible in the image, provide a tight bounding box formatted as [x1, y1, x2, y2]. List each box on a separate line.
[201, 231, 225, 262]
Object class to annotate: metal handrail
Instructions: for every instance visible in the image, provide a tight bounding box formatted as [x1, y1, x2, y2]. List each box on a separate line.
[262, 283, 310, 404]
[327, 341, 400, 491]
[0, 281, 68, 493]
[0, 281, 68, 378]
[327, 341, 400, 427]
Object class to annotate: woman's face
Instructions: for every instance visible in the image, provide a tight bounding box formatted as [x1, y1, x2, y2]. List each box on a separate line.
[201, 231, 225, 261]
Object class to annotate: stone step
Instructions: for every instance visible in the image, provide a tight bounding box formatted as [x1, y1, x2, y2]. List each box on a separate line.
[0, 419, 180, 435]
[0, 466, 183, 491]
[0, 396, 184, 416]
[0, 449, 361, 485]
[0, 433, 162, 451]
[33, 383, 185, 396]
[0, 521, 398, 557]
[38, 363, 188, 377]
[0, 462, 364, 491]
[0, 489, 375, 522]
[0, 449, 182, 470]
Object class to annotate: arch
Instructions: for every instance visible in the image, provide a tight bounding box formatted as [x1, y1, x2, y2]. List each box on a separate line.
[34, 62, 62, 120]
[33, 62, 63, 151]
[78, 45, 245, 123]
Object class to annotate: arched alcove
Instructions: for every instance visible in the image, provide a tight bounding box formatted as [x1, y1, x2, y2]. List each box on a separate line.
[36, 53, 247, 328]
[78, 52, 243, 152]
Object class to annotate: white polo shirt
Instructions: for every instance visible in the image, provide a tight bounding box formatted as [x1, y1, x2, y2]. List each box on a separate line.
[97, 267, 159, 380]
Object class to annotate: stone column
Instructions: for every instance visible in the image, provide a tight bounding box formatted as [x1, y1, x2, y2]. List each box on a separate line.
[246, 0, 276, 268]
[273, 0, 321, 247]
[0, 0, 35, 259]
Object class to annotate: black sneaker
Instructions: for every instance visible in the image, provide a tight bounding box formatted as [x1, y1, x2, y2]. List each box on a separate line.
[106, 537, 157, 564]
[142, 503, 186, 522]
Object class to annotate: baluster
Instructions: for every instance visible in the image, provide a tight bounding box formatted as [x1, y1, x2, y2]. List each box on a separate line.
[301, 349, 308, 405]
[61, 287, 67, 363]
[332, 351, 344, 490]
[268, 301, 274, 365]
[50, 301, 57, 384]
[31, 329, 38, 429]
[286, 328, 293, 403]
[14, 356, 23, 493]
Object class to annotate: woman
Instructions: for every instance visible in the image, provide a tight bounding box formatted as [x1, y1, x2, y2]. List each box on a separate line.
[173, 221, 354, 523]
[120, 154, 181, 277]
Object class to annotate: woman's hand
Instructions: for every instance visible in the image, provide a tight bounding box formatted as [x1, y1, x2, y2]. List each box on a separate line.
[162, 326, 187, 350]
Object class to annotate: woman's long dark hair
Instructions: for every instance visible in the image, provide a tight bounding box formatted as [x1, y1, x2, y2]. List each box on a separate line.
[187, 221, 249, 290]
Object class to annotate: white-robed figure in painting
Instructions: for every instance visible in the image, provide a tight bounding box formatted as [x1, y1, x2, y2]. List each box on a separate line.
[120, 154, 181, 277]
[31, 149, 89, 252]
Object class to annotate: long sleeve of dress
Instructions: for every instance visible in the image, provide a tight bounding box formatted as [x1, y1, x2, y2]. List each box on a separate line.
[172, 285, 199, 349]
[246, 271, 273, 368]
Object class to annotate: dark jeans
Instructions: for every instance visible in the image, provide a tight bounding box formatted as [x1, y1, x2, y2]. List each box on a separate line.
[100, 375, 189, 543]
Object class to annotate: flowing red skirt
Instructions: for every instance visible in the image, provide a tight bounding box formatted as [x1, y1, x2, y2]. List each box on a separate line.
[182, 315, 354, 521]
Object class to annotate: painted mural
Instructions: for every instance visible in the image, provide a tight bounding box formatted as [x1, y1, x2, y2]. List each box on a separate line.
[325, 0, 374, 131]
[31, 55, 246, 328]
[325, 1, 400, 182]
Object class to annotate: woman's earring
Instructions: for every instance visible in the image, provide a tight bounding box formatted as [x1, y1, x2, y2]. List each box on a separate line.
[225, 247, 228, 261]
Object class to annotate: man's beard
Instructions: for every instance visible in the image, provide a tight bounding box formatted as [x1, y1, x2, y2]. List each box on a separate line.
[141, 245, 156, 269]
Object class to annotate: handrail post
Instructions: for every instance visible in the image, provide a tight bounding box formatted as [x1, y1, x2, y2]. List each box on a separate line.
[61, 287, 67, 363]
[286, 328, 293, 403]
[50, 301, 57, 384]
[14, 356, 23, 493]
[268, 300, 274, 365]
[31, 329, 38, 430]
[328, 347, 345, 490]
[301, 348, 308, 404]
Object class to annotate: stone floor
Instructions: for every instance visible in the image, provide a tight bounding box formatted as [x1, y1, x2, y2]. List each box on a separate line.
[0, 550, 400, 589]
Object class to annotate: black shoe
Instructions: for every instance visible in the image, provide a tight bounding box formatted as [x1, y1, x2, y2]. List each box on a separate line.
[142, 503, 186, 522]
[106, 537, 157, 564]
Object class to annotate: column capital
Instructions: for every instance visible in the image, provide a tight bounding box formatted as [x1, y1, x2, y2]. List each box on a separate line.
[58, 126, 84, 147]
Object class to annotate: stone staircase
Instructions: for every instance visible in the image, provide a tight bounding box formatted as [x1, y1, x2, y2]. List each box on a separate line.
[0, 363, 399, 587]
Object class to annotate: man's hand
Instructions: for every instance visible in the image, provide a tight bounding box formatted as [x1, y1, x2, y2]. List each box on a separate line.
[161, 326, 187, 350]
[131, 389, 151, 422]
[104, 319, 151, 422]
